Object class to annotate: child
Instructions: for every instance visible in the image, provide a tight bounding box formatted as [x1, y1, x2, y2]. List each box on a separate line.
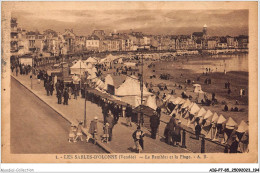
[74, 121, 83, 142]
[68, 124, 76, 143]
[132, 126, 144, 153]
[101, 123, 110, 143]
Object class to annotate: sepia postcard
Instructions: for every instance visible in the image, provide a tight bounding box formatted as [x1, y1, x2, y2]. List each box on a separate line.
[1, 1, 258, 164]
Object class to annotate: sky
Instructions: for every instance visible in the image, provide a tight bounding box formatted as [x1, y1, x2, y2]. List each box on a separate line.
[12, 8, 248, 37]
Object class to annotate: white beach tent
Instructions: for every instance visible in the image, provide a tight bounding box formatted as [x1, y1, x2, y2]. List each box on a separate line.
[95, 78, 105, 90]
[181, 99, 192, 109]
[100, 54, 118, 64]
[189, 103, 200, 115]
[145, 95, 157, 110]
[225, 117, 238, 130]
[85, 57, 98, 64]
[236, 120, 248, 133]
[202, 109, 213, 126]
[183, 102, 194, 119]
[104, 74, 114, 90]
[163, 94, 175, 103]
[217, 114, 227, 124]
[115, 75, 152, 96]
[86, 67, 97, 80]
[187, 103, 201, 128]
[70, 60, 88, 75]
[172, 97, 184, 105]
[195, 107, 207, 118]
[193, 84, 203, 93]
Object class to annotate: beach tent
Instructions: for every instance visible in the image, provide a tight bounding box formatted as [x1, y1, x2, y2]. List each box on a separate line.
[187, 103, 200, 128]
[85, 57, 98, 64]
[181, 99, 192, 109]
[236, 120, 248, 133]
[70, 60, 88, 75]
[163, 94, 175, 102]
[225, 117, 238, 129]
[115, 76, 152, 96]
[193, 84, 203, 93]
[95, 78, 105, 90]
[145, 95, 157, 110]
[100, 54, 118, 64]
[190, 103, 200, 115]
[217, 114, 227, 124]
[183, 102, 194, 119]
[211, 112, 219, 124]
[172, 97, 184, 105]
[202, 109, 213, 126]
[168, 96, 177, 103]
[86, 67, 97, 80]
[195, 107, 207, 118]
[104, 74, 114, 90]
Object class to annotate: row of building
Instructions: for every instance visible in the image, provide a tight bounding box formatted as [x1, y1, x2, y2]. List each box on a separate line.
[11, 18, 249, 57]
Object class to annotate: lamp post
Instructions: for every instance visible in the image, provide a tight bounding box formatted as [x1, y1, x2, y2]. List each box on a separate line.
[84, 88, 87, 128]
[139, 54, 144, 126]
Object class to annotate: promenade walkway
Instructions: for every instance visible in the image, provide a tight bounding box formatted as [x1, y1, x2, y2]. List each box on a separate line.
[12, 73, 190, 153]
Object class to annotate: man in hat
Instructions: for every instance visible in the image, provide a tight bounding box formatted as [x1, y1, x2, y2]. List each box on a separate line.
[87, 117, 98, 143]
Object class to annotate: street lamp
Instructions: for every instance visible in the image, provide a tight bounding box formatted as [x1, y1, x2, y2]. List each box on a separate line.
[139, 54, 144, 126]
[84, 88, 87, 128]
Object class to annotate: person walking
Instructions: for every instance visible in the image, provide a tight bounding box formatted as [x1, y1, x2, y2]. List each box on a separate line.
[101, 123, 110, 143]
[125, 104, 132, 127]
[87, 117, 98, 143]
[74, 121, 84, 142]
[63, 88, 69, 105]
[46, 81, 50, 96]
[195, 120, 201, 140]
[132, 126, 145, 153]
[164, 114, 177, 145]
[106, 110, 115, 141]
[49, 81, 54, 96]
[173, 120, 182, 146]
[150, 112, 160, 139]
[68, 124, 76, 143]
[102, 100, 109, 125]
[57, 88, 62, 104]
